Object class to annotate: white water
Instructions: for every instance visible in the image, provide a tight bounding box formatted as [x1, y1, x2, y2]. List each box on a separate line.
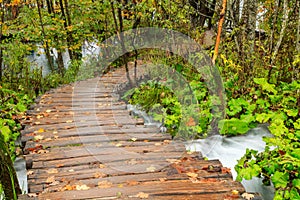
[128, 105, 275, 199]
[186, 126, 275, 200]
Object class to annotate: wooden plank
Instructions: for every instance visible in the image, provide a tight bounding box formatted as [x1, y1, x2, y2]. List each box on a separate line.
[38, 180, 245, 200]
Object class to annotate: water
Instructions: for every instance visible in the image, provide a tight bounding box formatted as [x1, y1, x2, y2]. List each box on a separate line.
[186, 126, 275, 200]
[128, 105, 275, 199]
[14, 157, 27, 194]
[27, 40, 100, 76]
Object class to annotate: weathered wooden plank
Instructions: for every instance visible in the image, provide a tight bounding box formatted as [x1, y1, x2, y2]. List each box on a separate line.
[21, 126, 160, 142]
[38, 179, 245, 200]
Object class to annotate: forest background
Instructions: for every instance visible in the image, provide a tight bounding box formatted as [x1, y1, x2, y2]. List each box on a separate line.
[0, 0, 299, 199]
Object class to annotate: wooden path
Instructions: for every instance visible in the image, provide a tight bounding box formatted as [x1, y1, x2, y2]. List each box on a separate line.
[20, 65, 245, 199]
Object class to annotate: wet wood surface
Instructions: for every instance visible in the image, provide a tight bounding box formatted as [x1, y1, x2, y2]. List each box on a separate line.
[21, 65, 246, 199]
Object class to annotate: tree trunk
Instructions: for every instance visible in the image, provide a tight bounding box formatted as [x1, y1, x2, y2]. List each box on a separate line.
[36, 0, 55, 71]
[269, 0, 280, 54]
[59, 0, 74, 61]
[63, 0, 81, 60]
[0, 1, 4, 82]
[268, 0, 289, 81]
[46, 0, 54, 14]
[239, 0, 258, 52]
[189, 0, 216, 28]
[0, 134, 21, 199]
[57, 51, 65, 76]
[296, 0, 300, 53]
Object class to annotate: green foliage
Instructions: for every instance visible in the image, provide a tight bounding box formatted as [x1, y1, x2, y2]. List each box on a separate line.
[235, 79, 300, 199]
[123, 80, 182, 137]
[0, 87, 32, 161]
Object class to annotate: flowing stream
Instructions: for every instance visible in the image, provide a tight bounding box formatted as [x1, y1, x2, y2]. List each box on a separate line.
[128, 105, 275, 200]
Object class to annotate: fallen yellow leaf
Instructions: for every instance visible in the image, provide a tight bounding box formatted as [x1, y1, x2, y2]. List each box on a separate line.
[64, 185, 73, 191]
[94, 172, 106, 178]
[27, 170, 34, 175]
[241, 192, 254, 200]
[115, 143, 123, 147]
[37, 128, 45, 133]
[232, 190, 239, 195]
[76, 184, 90, 190]
[98, 181, 112, 188]
[146, 166, 156, 172]
[99, 164, 106, 168]
[37, 149, 49, 154]
[186, 172, 198, 178]
[46, 176, 55, 183]
[34, 135, 44, 141]
[36, 115, 43, 119]
[46, 109, 52, 113]
[136, 192, 149, 199]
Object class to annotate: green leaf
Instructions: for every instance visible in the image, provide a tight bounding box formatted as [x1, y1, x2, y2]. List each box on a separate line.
[255, 113, 271, 123]
[254, 78, 278, 94]
[290, 149, 300, 159]
[290, 187, 300, 200]
[218, 118, 250, 135]
[293, 179, 300, 189]
[271, 171, 289, 188]
[0, 126, 12, 142]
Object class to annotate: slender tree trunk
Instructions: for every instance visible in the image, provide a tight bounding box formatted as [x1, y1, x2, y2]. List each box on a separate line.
[268, 0, 289, 81]
[269, 0, 280, 54]
[247, 0, 258, 53]
[296, 0, 300, 53]
[0, 2, 3, 82]
[57, 51, 65, 76]
[36, 0, 54, 71]
[111, 0, 133, 86]
[63, 0, 81, 60]
[131, 14, 141, 86]
[46, 0, 53, 14]
[59, 0, 74, 61]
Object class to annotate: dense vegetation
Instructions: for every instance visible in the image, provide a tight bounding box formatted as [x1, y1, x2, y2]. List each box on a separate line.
[0, 0, 299, 199]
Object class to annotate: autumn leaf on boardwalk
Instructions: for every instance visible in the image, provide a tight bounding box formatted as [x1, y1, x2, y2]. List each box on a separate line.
[27, 170, 34, 175]
[135, 192, 149, 199]
[221, 167, 231, 174]
[94, 172, 106, 178]
[126, 180, 139, 186]
[146, 166, 156, 172]
[76, 184, 90, 190]
[242, 193, 254, 200]
[98, 180, 113, 188]
[232, 190, 239, 195]
[46, 176, 54, 183]
[186, 172, 198, 178]
[37, 128, 45, 133]
[34, 135, 44, 141]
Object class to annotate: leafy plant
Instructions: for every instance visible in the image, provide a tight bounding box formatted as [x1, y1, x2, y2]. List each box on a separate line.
[235, 79, 300, 199]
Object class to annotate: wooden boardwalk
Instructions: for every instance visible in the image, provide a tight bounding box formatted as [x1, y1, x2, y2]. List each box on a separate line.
[21, 66, 245, 199]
